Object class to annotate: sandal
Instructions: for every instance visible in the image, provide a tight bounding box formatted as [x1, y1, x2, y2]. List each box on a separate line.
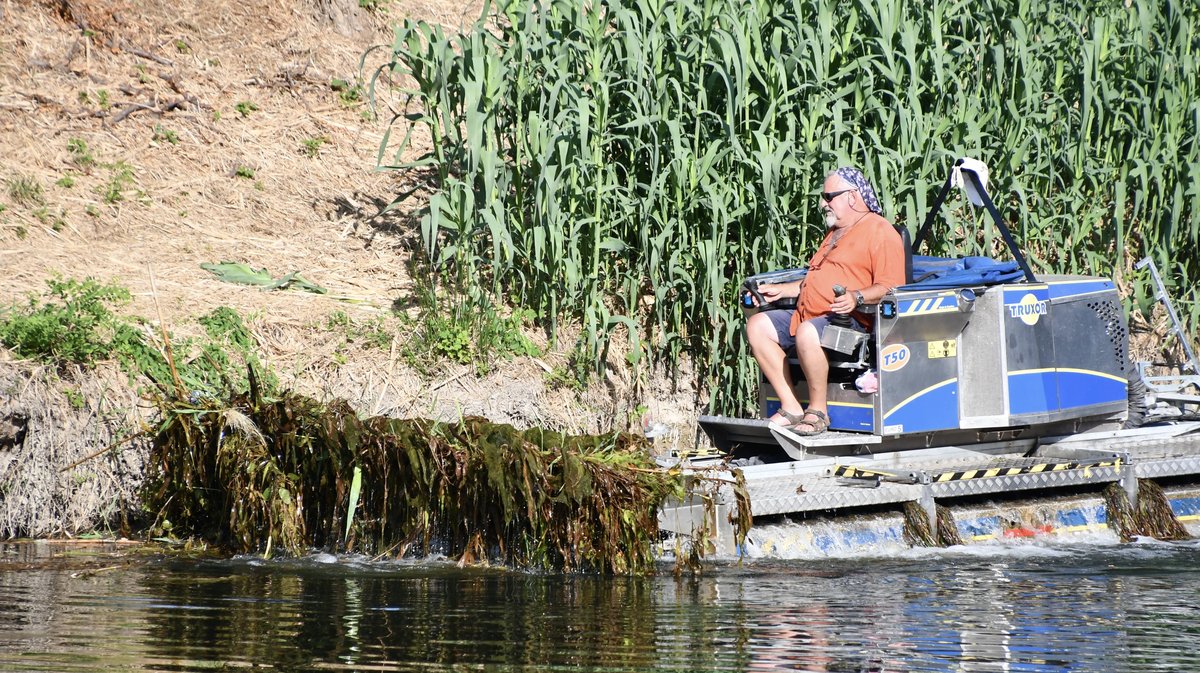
[770, 408, 806, 427]
[794, 409, 829, 436]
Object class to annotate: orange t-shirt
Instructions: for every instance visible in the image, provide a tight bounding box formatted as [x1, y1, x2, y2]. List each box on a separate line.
[789, 212, 904, 334]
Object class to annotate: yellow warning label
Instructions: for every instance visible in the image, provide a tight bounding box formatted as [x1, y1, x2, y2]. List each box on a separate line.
[927, 339, 957, 359]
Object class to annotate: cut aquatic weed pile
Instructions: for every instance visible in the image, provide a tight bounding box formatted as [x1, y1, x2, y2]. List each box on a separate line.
[371, 0, 1200, 415]
[144, 381, 686, 574]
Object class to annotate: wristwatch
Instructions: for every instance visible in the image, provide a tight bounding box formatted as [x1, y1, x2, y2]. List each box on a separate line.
[853, 290, 865, 308]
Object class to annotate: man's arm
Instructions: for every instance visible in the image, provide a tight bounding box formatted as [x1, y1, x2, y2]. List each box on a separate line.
[756, 279, 804, 304]
[829, 283, 890, 314]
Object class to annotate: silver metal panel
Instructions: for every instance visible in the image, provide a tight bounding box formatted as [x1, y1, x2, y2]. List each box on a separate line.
[769, 424, 880, 461]
[1134, 455, 1200, 479]
[959, 288, 1007, 423]
[697, 415, 775, 452]
[1002, 285, 1060, 415]
[746, 477, 925, 516]
[1040, 421, 1200, 448]
[1009, 401, 1127, 427]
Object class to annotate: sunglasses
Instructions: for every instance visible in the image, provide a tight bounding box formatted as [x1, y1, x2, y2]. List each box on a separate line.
[821, 189, 854, 202]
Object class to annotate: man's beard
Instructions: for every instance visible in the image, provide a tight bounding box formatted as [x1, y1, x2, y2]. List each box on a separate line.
[825, 211, 838, 228]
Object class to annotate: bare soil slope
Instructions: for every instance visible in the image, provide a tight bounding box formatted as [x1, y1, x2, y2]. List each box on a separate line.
[0, 0, 699, 536]
[0, 0, 697, 425]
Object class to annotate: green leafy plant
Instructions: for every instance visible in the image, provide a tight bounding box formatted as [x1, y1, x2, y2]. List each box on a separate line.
[326, 311, 392, 366]
[325, 311, 394, 351]
[301, 135, 330, 157]
[400, 284, 539, 375]
[234, 101, 258, 117]
[185, 306, 278, 394]
[63, 387, 85, 410]
[100, 161, 135, 204]
[67, 138, 95, 168]
[95, 89, 109, 109]
[545, 338, 593, 391]
[234, 165, 255, 179]
[330, 79, 363, 106]
[0, 280, 273, 395]
[56, 175, 76, 188]
[6, 175, 43, 207]
[152, 125, 179, 145]
[0, 277, 133, 368]
[174, 39, 190, 53]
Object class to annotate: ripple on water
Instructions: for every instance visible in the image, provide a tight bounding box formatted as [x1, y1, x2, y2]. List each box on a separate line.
[2, 540, 1200, 672]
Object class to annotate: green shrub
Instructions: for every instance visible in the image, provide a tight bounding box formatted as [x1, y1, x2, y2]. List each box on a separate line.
[0, 279, 275, 398]
[189, 306, 278, 394]
[0, 278, 132, 367]
[400, 285, 539, 375]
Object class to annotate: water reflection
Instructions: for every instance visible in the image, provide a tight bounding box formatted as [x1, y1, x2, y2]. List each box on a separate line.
[3, 543, 1200, 671]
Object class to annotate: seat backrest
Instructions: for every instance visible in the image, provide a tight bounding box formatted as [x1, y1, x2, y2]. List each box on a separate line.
[895, 224, 913, 285]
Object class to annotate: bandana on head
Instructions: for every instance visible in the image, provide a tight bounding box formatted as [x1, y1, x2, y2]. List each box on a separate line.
[834, 166, 883, 215]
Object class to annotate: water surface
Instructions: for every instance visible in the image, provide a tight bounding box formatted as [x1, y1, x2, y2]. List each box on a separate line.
[3, 539, 1200, 672]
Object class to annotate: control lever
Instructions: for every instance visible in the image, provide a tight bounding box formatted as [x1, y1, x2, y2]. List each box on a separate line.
[742, 279, 767, 309]
[830, 285, 852, 327]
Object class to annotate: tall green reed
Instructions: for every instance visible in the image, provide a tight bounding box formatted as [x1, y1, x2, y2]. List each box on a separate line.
[370, 0, 1200, 416]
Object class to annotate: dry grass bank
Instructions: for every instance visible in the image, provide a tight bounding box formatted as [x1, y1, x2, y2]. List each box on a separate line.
[0, 0, 701, 538]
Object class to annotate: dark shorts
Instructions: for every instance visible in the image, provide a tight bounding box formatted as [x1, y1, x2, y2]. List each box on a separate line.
[763, 309, 864, 352]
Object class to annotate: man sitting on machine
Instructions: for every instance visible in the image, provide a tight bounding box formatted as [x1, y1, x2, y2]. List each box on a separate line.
[745, 167, 906, 435]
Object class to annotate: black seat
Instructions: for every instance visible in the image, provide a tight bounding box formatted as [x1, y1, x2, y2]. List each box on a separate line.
[895, 224, 913, 285]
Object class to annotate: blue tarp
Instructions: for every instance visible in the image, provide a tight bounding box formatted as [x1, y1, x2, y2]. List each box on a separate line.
[900, 255, 1026, 289]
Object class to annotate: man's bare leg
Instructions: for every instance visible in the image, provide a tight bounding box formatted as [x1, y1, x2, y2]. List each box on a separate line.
[794, 321, 830, 432]
[746, 312, 804, 423]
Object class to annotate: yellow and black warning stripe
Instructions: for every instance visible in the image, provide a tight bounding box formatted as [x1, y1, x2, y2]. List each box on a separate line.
[932, 458, 1121, 483]
[833, 465, 899, 480]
